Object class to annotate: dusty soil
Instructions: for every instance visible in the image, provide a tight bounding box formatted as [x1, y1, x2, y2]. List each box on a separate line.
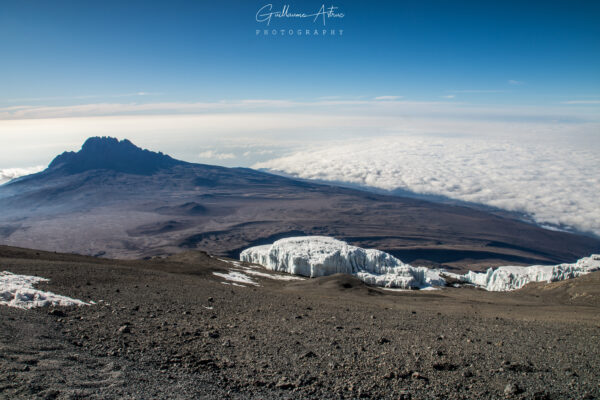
[1, 245, 599, 399]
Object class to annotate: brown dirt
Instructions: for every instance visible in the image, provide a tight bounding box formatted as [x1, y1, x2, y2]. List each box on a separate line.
[1, 246, 599, 399]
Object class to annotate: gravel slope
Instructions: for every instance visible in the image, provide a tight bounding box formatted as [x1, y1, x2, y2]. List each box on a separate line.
[1, 246, 599, 399]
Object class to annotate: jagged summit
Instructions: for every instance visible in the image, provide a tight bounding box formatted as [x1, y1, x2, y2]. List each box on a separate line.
[48, 137, 184, 175]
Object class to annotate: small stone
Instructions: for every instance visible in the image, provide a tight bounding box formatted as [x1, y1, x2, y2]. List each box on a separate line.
[48, 309, 66, 317]
[40, 389, 60, 400]
[197, 358, 215, 367]
[504, 383, 522, 396]
[411, 371, 428, 381]
[397, 369, 413, 379]
[206, 330, 220, 339]
[275, 376, 295, 389]
[118, 325, 131, 334]
[398, 391, 412, 400]
[432, 362, 457, 371]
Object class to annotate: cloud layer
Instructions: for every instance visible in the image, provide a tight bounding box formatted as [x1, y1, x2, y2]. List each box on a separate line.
[0, 166, 44, 185]
[197, 150, 236, 160]
[256, 136, 600, 236]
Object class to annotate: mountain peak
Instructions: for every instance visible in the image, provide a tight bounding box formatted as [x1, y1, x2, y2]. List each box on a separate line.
[48, 137, 183, 175]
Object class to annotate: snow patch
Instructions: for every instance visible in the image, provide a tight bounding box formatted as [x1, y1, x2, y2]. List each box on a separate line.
[243, 269, 305, 281]
[218, 258, 305, 281]
[221, 282, 247, 287]
[240, 236, 445, 289]
[213, 271, 259, 286]
[0, 271, 89, 309]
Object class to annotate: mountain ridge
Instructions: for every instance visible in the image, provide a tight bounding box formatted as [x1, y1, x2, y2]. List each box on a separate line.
[47, 136, 185, 175]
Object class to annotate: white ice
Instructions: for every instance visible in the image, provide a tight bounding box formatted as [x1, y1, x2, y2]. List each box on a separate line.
[221, 281, 247, 287]
[213, 271, 259, 286]
[455, 255, 600, 291]
[240, 236, 445, 289]
[240, 236, 600, 291]
[243, 269, 305, 281]
[0, 271, 89, 309]
[218, 258, 305, 281]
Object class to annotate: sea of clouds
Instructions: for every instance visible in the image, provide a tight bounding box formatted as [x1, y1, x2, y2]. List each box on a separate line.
[2, 98, 598, 236]
[255, 135, 600, 236]
[0, 166, 44, 185]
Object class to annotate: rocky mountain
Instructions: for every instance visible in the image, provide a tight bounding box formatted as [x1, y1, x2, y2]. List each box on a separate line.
[0, 137, 598, 270]
[47, 137, 183, 175]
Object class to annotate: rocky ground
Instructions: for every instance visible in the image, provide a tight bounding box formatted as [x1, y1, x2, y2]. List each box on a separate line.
[1, 245, 599, 399]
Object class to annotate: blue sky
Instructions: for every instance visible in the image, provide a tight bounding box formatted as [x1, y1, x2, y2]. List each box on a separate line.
[1, 0, 599, 106]
[0, 0, 599, 171]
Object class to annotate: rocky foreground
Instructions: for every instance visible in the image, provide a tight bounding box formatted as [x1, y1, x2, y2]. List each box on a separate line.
[1, 246, 599, 399]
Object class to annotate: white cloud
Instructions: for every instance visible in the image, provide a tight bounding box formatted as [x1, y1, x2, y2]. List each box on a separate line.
[0, 166, 44, 185]
[242, 149, 274, 157]
[198, 150, 236, 160]
[1, 99, 599, 171]
[374, 96, 402, 101]
[562, 100, 600, 105]
[508, 80, 524, 85]
[0, 99, 458, 120]
[255, 136, 600, 236]
[0, 98, 598, 195]
[451, 89, 508, 93]
[4, 92, 161, 103]
[440, 95, 455, 99]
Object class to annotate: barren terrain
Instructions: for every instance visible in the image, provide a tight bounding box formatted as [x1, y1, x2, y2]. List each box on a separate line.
[1, 246, 599, 399]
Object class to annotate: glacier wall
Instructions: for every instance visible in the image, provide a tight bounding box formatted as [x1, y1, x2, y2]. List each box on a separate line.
[458, 255, 600, 291]
[240, 236, 445, 289]
[240, 236, 600, 291]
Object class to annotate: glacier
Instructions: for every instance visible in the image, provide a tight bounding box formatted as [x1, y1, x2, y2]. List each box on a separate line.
[455, 255, 600, 291]
[240, 236, 445, 289]
[0, 271, 89, 309]
[239, 236, 600, 291]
